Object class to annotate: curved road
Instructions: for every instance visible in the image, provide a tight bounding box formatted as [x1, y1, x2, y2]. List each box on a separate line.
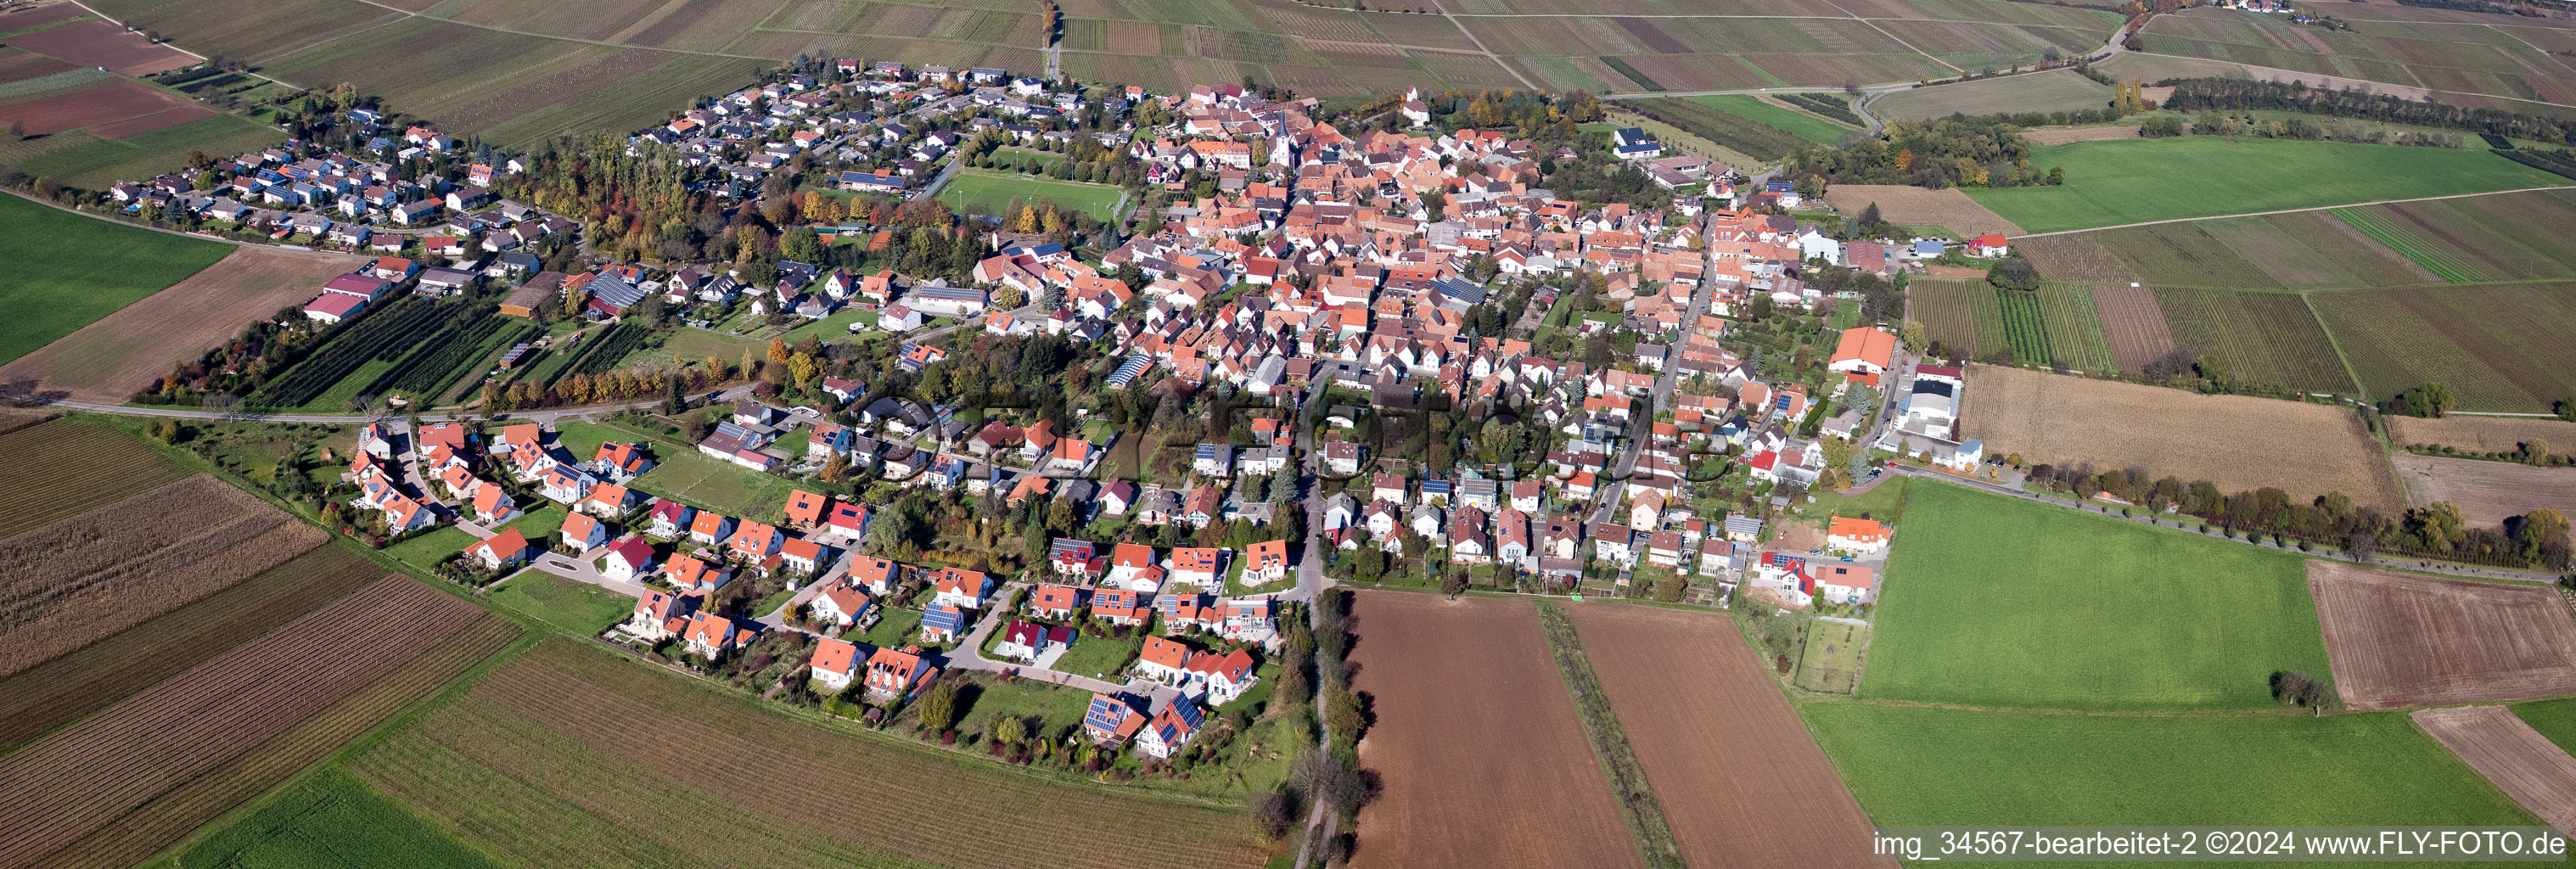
[1887, 465, 2568, 583]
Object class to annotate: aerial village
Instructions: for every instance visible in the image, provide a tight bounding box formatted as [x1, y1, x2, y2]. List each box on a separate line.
[113, 52, 2006, 765]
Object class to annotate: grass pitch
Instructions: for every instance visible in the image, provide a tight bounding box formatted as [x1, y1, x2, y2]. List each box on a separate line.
[0, 193, 230, 365]
[938, 168, 1127, 223]
[1859, 481, 2335, 711]
[1967, 137, 2573, 233]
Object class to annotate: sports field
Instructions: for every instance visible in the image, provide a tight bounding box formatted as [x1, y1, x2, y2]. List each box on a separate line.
[0, 193, 231, 366]
[937, 168, 1126, 223]
[1807, 704, 2537, 828]
[1860, 481, 2335, 711]
[1967, 137, 2573, 233]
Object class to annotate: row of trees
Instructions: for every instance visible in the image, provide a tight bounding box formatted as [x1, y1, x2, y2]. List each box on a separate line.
[2155, 76, 2576, 144]
[1784, 115, 2051, 190]
[2023, 461, 2573, 569]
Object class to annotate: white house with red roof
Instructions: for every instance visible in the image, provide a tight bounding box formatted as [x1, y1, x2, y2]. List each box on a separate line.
[601, 536, 656, 582]
[809, 637, 862, 692]
[1182, 648, 1260, 705]
[470, 528, 536, 571]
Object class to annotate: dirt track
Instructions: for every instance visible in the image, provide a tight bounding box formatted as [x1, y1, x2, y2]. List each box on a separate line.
[1566, 603, 1879, 868]
[2414, 705, 2576, 829]
[2310, 561, 2576, 710]
[0, 246, 360, 403]
[1349, 592, 1639, 869]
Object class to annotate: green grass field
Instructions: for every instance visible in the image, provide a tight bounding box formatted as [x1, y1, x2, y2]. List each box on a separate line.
[13, 113, 287, 190]
[1048, 630, 1144, 681]
[488, 569, 634, 636]
[1794, 620, 1869, 694]
[554, 420, 795, 520]
[1859, 482, 2333, 711]
[384, 505, 567, 571]
[173, 768, 503, 869]
[1692, 94, 1855, 145]
[1807, 704, 2535, 834]
[938, 168, 1127, 223]
[2512, 697, 2576, 755]
[0, 193, 231, 365]
[1966, 137, 2573, 233]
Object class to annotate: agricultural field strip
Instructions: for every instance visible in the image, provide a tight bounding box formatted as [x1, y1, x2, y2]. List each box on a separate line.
[282, 0, 777, 61]
[0, 576, 477, 868]
[2012, 185, 2576, 238]
[1534, 601, 1684, 869]
[2308, 561, 2576, 711]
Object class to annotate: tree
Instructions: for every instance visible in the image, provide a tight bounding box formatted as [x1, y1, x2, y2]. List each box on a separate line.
[992, 713, 1030, 745]
[820, 450, 848, 484]
[2270, 670, 2323, 708]
[1900, 319, 1927, 350]
[916, 681, 961, 733]
[2557, 398, 2576, 423]
[1986, 256, 2039, 292]
[2388, 382, 2454, 418]
[1440, 570, 1468, 599]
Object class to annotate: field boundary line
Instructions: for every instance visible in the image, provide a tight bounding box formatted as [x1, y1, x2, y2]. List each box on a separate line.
[311, 0, 782, 62]
[1535, 600, 1689, 869]
[1817, 0, 1965, 74]
[1415, 0, 1542, 92]
[48, 0, 304, 91]
[2008, 186, 2576, 238]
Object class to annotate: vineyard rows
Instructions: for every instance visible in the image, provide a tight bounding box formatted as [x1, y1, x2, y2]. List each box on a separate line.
[0, 546, 377, 752]
[365, 314, 531, 403]
[553, 322, 654, 384]
[2331, 208, 2489, 284]
[1995, 288, 2057, 367]
[0, 420, 189, 538]
[33, 614, 519, 869]
[1782, 93, 1861, 125]
[0, 576, 475, 868]
[249, 300, 453, 407]
[0, 475, 323, 679]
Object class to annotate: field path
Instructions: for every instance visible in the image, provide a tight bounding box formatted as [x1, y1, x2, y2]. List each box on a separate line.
[2009, 186, 2576, 239]
[285, 0, 778, 61]
[1416, 0, 1542, 92]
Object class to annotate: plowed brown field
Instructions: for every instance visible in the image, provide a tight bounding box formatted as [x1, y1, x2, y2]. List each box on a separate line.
[2389, 416, 2576, 454]
[2394, 454, 2576, 528]
[2310, 562, 2576, 710]
[0, 419, 188, 537]
[1348, 592, 1638, 869]
[1, 20, 196, 75]
[1821, 184, 2022, 237]
[0, 246, 362, 403]
[0, 78, 189, 134]
[1565, 603, 1878, 868]
[0, 575, 478, 869]
[0, 474, 323, 677]
[2414, 705, 2576, 829]
[1963, 364, 2402, 508]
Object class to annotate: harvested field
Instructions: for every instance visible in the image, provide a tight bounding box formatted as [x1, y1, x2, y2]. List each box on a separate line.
[0, 418, 190, 537]
[2415, 705, 2576, 829]
[1820, 183, 2020, 236]
[2023, 124, 2138, 144]
[1564, 604, 1877, 869]
[352, 638, 1270, 869]
[1963, 364, 2401, 507]
[0, 474, 323, 678]
[0, 78, 195, 136]
[0, 247, 362, 403]
[2394, 453, 2576, 528]
[0, 575, 480, 869]
[1349, 593, 1636, 869]
[0, 545, 379, 752]
[2389, 415, 2576, 453]
[1872, 69, 2112, 119]
[1, 19, 195, 75]
[2310, 562, 2576, 710]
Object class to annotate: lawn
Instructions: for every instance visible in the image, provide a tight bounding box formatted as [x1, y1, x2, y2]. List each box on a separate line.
[1966, 137, 2573, 233]
[1047, 629, 1144, 681]
[842, 606, 924, 648]
[937, 168, 1127, 222]
[1793, 619, 1869, 694]
[383, 504, 568, 572]
[1806, 704, 2536, 832]
[555, 420, 796, 520]
[1858, 481, 2333, 711]
[174, 768, 502, 869]
[951, 672, 1097, 738]
[488, 569, 635, 636]
[0, 193, 231, 365]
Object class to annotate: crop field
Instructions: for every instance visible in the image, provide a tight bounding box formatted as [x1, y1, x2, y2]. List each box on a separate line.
[1819, 184, 2020, 236]
[0, 575, 491, 869]
[0, 474, 324, 678]
[2414, 706, 2576, 830]
[0, 77, 206, 137]
[0, 18, 196, 75]
[1809, 704, 2535, 830]
[2331, 189, 2576, 284]
[2141, 7, 2576, 107]
[177, 768, 503, 869]
[2388, 415, 2576, 454]
[1863, 481, 2334, 711]
[1964, 365, 2400, 507]
[1874, 68, 2113, 118]
[349, 638, 1270, 869]
[2394, 454, 2576, 530]
[2308, 562, 2576, 710]
[1968, 137, 2573, 233]
[0, 545, 379, 752]
[1904, 279, 2113, 371]
[2311, 283, 2576, 412]
[0, 418, 191, 537]
[939, 168, 1126, 222]
[0, 193, 231, 367]
[1566, 604, 1877, 868]
[2019, 212, 2436, 290]
[1348, 593, 1637, 869]
[2081, 282, 2175, 372]
[2151, 285, 2354, 393]
[1614, 93, 1853, 160]
[1, 111, 284, 189]
[0, 246, 361, 403]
